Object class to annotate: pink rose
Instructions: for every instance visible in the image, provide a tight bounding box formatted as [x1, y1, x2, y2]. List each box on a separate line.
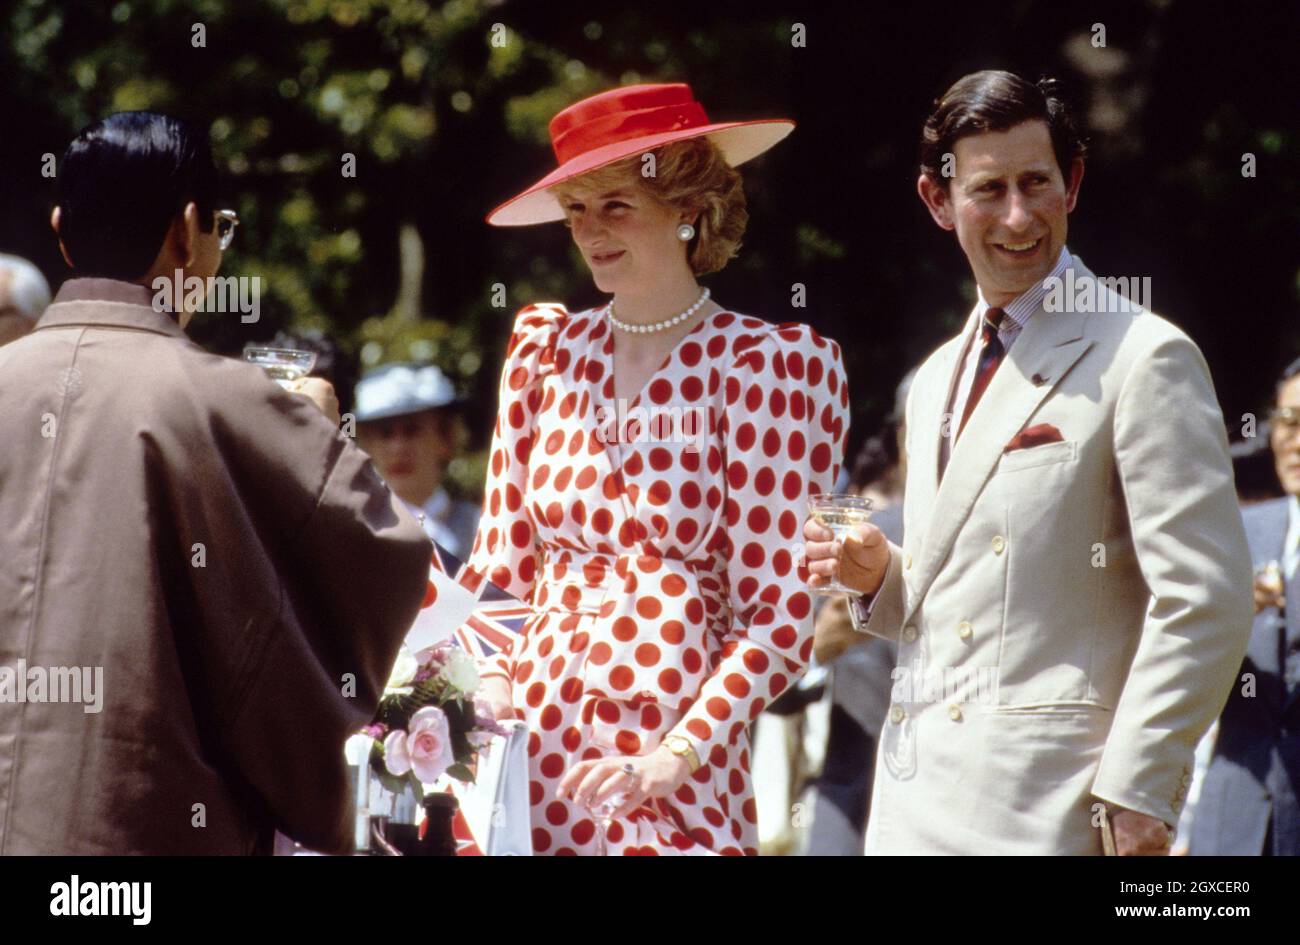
[383, 706, 455, 783]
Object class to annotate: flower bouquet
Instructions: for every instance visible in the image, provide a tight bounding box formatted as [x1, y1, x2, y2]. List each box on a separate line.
[355, 535, 531, 853]
[363, 640, 508, 794]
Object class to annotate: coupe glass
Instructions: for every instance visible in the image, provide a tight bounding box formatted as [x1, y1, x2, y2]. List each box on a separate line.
[589, 791, 625, 857]
[244, 346, 317, 388]
[807, 493, 874, 596]
[579, 731, 638, 856]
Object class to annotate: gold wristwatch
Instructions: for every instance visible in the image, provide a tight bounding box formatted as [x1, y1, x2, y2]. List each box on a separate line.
[661, 735, 702, 773]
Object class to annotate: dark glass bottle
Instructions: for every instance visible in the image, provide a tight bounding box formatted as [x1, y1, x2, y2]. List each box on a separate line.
[417, 793, 459, 856]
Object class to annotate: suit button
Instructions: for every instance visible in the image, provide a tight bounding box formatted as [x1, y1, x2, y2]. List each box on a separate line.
[889, 705, 905, 724]
[991, 535, 1006, 554]
[1180, 773, 1191, 787]
[905, 554, 913, 570]
[903, 625, 918, 643]
[958, 620, 973, 640]
[947, 704, 963, 722]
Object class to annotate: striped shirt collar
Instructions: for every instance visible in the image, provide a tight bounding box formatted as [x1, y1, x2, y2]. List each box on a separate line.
[976, 245, 1071, 334]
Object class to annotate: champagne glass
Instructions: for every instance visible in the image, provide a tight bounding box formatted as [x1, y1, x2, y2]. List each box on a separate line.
[589, 791, 625, 857]
[807, 493, 874, 596]
[244, 346, 317, 388]
[581, 736, 633, 856]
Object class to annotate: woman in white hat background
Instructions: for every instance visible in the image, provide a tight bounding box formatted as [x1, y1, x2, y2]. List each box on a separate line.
[355, 362, 481, 559]
[465, 83, 849, 854]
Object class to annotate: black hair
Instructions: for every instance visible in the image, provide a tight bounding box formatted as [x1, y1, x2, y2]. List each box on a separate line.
[849, 430, 899, 491]
[56, 111, 220, 280]
[920, 70, 1087, 189]
[1277, 356, 1300, 390]
[1230, 434, 1282, 502]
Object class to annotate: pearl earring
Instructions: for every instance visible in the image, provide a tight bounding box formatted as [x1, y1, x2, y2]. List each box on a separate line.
[676, 223, 696, 242]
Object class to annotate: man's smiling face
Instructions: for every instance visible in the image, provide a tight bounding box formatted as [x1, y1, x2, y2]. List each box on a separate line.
[919, 120, 1083, 307]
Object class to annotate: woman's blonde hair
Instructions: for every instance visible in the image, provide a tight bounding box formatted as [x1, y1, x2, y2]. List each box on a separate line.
[552, 137, 748, 276]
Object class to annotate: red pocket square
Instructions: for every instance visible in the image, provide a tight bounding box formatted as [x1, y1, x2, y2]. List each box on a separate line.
[1004, 423, 1064, 452]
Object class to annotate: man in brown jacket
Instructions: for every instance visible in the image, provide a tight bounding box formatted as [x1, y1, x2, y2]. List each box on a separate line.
[0, 112, 432, 854]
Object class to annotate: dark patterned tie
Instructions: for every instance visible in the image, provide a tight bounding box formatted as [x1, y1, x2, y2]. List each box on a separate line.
[956, 308, 1007, 441]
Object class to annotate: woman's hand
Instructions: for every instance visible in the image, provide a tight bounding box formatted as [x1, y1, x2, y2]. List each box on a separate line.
[479, 674, 515, 721]
[557, 746, 692, 819]
[1253, 571, 1285, 615]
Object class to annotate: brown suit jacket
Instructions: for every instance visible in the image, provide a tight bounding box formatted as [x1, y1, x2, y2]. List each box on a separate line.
[0, 278, 431, 854]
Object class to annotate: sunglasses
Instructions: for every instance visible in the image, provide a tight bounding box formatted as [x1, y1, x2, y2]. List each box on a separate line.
[215, 209, 239, 251]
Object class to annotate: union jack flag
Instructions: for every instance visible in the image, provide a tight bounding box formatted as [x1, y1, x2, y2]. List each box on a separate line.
[405, 540, 529, 658]
[418, 542, 530, 857]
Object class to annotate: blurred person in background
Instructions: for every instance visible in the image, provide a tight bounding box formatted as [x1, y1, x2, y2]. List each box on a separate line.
[0, 252, 51, 346]
[1229, 428, 1286, 506]
[1191, 356, 1300, 856]
[354, 362, 479, 559]
[1170, 415, 1284, 852]
[803, 368, 914, 855]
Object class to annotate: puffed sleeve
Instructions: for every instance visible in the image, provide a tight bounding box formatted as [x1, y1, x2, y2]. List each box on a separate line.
[465, 303, 567, 679]
[669, 323, 849, 766]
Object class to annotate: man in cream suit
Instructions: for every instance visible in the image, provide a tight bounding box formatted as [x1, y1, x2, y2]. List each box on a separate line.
[805, 71, 1252, 855]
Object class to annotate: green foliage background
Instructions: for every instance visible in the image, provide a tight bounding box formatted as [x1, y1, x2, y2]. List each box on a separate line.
[1, 0, 1296, 500]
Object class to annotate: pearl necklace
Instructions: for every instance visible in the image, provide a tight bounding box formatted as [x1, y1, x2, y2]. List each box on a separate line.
[607, 287, 711, 334]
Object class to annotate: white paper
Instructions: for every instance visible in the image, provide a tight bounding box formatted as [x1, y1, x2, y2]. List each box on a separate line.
[404, 565, 479, 652]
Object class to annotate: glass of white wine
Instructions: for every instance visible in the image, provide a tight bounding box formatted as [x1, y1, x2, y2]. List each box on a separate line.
[808, 493, 874, 596]
[244, 347, 317, 388]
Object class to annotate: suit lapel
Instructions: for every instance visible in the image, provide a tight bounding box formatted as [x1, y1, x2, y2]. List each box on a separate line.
[1279, 506, 1300, 710]
[930, 307, 979, 492]
[1285, 605, 1300, 711]
[1287, 579, 1300, 653]
[1245, 504, 1287, 679]
[916, 326, 972, 508]
[906, 271, 1095, 621]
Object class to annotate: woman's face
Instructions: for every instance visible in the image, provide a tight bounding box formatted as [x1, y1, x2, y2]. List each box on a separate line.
[356, 409, 454, 508]
[557, 172, 689, 295]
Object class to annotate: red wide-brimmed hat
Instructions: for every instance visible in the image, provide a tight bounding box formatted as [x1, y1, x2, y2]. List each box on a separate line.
[486, 83, 794, 227]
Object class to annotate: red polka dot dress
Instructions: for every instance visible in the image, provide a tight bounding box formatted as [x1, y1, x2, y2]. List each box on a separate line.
[463, 303, 849, 855]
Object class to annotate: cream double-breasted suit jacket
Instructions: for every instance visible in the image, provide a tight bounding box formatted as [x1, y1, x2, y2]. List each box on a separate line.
[857, 255, 1253, 854]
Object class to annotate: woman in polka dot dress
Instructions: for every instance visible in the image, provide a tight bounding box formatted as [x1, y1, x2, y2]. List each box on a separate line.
[467, 83, 849, 855]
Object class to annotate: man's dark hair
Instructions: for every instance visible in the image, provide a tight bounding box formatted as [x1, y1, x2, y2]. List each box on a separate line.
[1277, 356, 1300, 393]
[57, 112, 220, 281]
[920, 70, 1087, 188]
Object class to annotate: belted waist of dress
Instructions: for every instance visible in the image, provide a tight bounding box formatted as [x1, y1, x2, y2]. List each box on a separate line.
[533, 549, 722, 618]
